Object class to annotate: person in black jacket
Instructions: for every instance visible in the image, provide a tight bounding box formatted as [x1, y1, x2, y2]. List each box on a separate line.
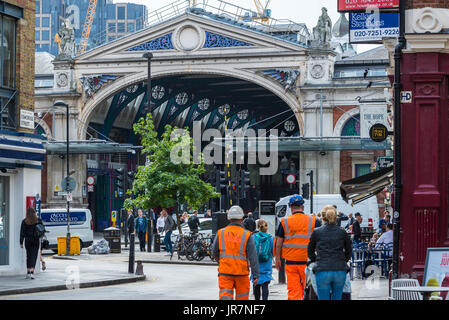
[307, 205, 352, 300]
[188, 210, 200, 234]
[352, 212, 363, 245]
[243, 212, 256, 232]
[20, 207, 42, 279]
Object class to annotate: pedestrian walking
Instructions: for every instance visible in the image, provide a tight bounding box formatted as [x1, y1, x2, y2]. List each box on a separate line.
[243, 212, 256, 232]
[20, 207, 45, 279]
[156, 211, 165, 234]
[307, 205, 352, 300]
[274, 195, 321, 300]
[187, 210, 200, 234]
[212, 206, 259, 300]
[251, 219, 274, 300]
[162, 210, 175, 257]
[352, 212, 363, 246]
[135, 209, 148, 252]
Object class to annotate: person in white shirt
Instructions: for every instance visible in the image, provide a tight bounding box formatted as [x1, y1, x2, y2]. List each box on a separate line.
[375, 223, 393, 256]
[156, 212, 166, 234]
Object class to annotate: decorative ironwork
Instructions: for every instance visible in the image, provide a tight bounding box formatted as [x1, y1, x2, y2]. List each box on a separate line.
[284, 120, 296, 132]
[237, 109, 249, 121]
[204, 31, 253, 48]
[79, 74, 118, 98]
[126, 84, 139, 93]
[152, 85, 165, 100]
[175, 92, 189, 105]
[127, 33, 174, 51]
[218, 104, 230, 116]
[198, 98, 210, 111]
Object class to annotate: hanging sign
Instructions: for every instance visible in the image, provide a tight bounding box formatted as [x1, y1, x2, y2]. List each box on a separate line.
[369, 123, 389, 142]
[338, 0, 399, 12]
[349, 12, 399, 43]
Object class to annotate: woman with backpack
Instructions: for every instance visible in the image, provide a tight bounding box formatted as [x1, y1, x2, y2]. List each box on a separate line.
[20, 207, 45, 279]
[251, 219, 274, 300]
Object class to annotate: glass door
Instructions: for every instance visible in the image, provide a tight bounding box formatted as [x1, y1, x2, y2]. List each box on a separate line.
[0, 176, 9, 265]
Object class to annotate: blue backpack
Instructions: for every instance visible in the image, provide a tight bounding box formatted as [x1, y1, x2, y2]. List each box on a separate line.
[255, 234, 271, 263]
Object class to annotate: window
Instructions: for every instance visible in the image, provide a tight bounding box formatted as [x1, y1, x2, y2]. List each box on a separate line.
[108, 23, 116, 33]
[127, 22, 135, 33]
[1, 15, 16, 89]
[355, 163, 371, 177]
[0, 176, 10, 266]
[42, 17, 50, 28]
[41, 30, 49, 41]
[36, 0, 41, 13]
[35, 17, 40, 27]
[341, 115, 360, 137]
[117, 23, 125, 33]
[117, 6, 126, 20]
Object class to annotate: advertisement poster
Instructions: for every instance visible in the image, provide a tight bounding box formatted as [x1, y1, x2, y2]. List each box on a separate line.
[338, 0, 399, 12]
[423, 248, 449, 299]
[349, 12, 399, 43]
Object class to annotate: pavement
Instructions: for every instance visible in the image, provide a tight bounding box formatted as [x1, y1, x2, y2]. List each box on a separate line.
[0, 233, 390, 299]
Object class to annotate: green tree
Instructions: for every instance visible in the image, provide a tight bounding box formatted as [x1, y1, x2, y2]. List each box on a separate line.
[124, 113, 219, 234]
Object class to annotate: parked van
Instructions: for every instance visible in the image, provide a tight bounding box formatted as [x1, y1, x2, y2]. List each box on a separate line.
[40, 208, 94, 252]
[275, 194, 379, 232]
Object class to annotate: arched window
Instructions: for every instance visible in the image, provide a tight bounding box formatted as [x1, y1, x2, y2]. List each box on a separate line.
[341, 114, 360, 136]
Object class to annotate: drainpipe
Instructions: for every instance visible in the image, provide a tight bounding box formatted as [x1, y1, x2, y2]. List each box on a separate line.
[392, 0, 406, 280]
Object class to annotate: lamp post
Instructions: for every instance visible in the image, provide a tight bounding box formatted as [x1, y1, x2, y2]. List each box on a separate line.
[53, 100, 71, 256]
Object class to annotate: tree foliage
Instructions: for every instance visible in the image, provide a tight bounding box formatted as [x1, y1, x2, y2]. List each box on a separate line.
[124, 113, 219, 215]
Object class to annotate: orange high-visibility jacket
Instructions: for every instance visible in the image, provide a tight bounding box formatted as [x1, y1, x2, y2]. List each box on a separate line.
[218, 225, 251, 276]
[280, 212, 316, 262]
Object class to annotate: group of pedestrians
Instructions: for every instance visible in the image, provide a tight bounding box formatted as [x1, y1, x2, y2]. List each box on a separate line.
[212, 194, 355, 301]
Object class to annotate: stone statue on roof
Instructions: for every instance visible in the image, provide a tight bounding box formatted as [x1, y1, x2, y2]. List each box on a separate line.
[311, 7, 332, 48]
[55, 18, 75, 59]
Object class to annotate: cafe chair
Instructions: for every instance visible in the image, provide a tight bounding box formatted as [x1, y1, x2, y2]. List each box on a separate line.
[390, 278, 423, 300]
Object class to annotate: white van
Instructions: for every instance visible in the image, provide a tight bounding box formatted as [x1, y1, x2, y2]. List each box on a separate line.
[275, 194, 379, 231]
[40, 208, 94, 252]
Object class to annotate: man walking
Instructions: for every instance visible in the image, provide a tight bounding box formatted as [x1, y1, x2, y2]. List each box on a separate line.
[243, 212, 256, 232]
[212, 206, 259, 300]
[188, 210, 200, 234]
[275, 195, 321, 300]
[162, 210, 175, 257]
[135, 209, 148, 252]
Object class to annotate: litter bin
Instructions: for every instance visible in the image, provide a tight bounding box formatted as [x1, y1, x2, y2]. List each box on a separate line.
[57, 236, 80, 255]
[154, 233, 161, 252]
[104, 227, 121, 253]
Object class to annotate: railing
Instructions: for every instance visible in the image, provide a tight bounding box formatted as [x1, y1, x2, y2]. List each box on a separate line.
[81, 0, 310, 56]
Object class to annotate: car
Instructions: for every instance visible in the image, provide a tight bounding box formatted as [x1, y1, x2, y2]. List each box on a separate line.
[171, 218, 213, 243]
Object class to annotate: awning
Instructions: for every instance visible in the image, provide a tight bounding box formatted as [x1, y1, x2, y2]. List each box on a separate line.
[44, 140, 142, 155]
[340, 165, 393, 205]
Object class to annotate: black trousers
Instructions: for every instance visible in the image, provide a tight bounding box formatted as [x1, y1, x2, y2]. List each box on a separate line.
[138, 231, 146, 251]
[253, 281, 270, 300]
[25, 239, 40, 269]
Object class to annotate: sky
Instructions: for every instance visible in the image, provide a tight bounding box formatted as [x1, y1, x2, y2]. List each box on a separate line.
[114, 0, 377, 53]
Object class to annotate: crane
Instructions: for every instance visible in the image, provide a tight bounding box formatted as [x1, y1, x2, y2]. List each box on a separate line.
[253, 0, 271, 24]
[77, 0, 98, 55]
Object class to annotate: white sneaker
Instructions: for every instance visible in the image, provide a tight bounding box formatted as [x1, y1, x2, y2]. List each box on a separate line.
[30, 274, 35, 279]
[164, 252, 171, 256]
[25, 273, 30, 279]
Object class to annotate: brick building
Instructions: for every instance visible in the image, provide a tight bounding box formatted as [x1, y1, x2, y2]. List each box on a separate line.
[0, 0, 44, 276]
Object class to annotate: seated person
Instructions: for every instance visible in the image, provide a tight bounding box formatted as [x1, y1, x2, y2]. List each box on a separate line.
[375, 223, 393, 256]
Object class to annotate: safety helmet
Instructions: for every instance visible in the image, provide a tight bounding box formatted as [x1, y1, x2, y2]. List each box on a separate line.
[289, 194, 305, 207]
[227, 205, 245, 220]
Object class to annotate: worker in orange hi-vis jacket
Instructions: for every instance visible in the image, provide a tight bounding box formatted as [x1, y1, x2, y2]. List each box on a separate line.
[212, 206, 259, 300]
[275, 195, 322, 300]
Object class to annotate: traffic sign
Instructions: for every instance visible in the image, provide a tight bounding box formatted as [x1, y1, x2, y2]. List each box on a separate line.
[86, 176, 95, 186]
[286, 174, 296, 184]
[369, 123, 389, 142]
[67, 192, 72, 202]
[111, 210, 117, 222]
[87, 185, 94, 192]
[61, 176, 76, 192]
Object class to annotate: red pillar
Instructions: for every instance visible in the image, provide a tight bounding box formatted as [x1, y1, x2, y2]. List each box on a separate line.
[399, 52, 449, 280]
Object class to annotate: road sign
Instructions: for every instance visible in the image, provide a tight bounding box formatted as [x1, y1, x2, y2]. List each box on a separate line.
[61, 176, 76, 192]
[400, 91, 412, 103]
[349, 12, 399, 43]
[286, 174, 296, 184]
[369, 123, 389, 142]
[86, 176, 95, 185]
[111, 210, 117, 222]
[67, 192, 72, 202]
[338, 0, 399, 12]
[87, 185, 94, 192]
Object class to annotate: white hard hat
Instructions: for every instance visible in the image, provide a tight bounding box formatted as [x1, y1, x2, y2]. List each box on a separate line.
[228, 206, 244, 220]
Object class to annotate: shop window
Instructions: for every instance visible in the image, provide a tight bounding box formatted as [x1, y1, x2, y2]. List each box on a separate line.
[0, 176, 10, 266]
[1, 15, 16, 89]
[355, 163, 371, 177]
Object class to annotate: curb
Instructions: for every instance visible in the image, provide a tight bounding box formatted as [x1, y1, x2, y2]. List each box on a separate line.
[0, 275, 146, 296]
[138, 259, 217, 267]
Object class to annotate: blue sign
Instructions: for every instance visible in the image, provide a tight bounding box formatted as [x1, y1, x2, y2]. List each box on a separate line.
[349, 12, 399, 43]
[41, 211, 87, 227]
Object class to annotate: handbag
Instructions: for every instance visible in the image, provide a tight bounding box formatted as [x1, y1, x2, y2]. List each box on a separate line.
[35, 222, 46, 239]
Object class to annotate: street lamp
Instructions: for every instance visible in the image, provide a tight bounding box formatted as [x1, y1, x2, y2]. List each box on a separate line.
[143, 52, 153, 112]
[53, 100, 71, 256]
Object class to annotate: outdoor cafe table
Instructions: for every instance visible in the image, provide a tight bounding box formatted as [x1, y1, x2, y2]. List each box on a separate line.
[391, 286, 449, 300]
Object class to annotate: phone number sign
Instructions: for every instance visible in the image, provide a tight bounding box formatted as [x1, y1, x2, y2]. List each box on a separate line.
[349, 12, 399, 43]
[338, 0, 399, 12]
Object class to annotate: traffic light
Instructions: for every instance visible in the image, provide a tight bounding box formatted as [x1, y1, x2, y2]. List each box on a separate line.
[114, 168, 124, 197]
[127, 171, 134, 188]
[215, 169, 227, 194]
[239, 170, 250, 199]
[301, 183, 310, 200]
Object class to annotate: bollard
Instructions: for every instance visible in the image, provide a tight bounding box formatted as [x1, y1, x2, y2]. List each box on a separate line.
[278, 258, 286, 284]
[128, 233, 135, 273]
[135, 260, 144, 276]
[147, 220, 152, 252]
